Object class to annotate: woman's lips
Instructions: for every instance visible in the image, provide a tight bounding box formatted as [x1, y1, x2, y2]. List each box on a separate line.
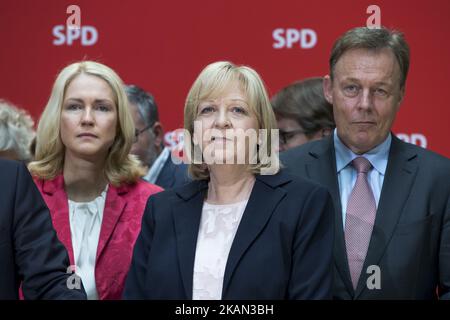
[77, 133, 98, 138]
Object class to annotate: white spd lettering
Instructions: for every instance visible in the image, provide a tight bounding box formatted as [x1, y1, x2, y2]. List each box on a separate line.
[396, 133, 427, 148]
[273, 28, 317, 49]
[52, 25, 98, 46]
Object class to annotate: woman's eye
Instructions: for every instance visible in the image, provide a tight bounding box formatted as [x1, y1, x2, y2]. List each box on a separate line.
[96, 105, 111, 112]
[200, 106, 215, 114]
[67, 104, 82, 110]
[231, 106, 247, 114]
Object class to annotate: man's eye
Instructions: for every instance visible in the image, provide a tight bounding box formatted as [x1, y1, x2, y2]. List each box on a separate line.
[344, 85, 359, 95]
[374, 88, 388, 96]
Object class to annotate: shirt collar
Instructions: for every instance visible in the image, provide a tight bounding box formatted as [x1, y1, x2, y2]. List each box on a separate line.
[334, 129, 391, 175]
[143, 147, 170, 183]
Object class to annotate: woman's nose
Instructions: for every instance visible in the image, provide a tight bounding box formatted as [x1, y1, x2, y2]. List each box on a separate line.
[214, 108, 231, 128]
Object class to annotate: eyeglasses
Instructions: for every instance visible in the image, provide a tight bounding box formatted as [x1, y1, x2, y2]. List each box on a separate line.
[279, 129, 306, 145]
[133, 124, 153, 143]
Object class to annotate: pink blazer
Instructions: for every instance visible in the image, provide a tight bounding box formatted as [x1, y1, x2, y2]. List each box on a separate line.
[33, 175, 163, 300]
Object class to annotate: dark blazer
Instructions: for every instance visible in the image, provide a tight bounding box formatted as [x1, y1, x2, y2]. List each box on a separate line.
[155, 156, 190, 189]
[124, 170, 334, 299]
[0, 159, 86, 300]
[280, 134, 450, 299]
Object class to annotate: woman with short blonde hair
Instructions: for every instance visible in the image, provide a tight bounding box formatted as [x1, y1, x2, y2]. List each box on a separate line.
[184, 61, 279, 180]
[125, 61, 334, 300]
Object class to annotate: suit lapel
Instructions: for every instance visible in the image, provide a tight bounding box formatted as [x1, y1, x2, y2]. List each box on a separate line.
[354, 136, 418, 298]
[96, 184, 128, 261]
[172, 181, 208, 299]
[222, 174, 289, 298]
[42, 175, 75, 264]
[305, 137, 355, 296]
[155, 157, 175, 188]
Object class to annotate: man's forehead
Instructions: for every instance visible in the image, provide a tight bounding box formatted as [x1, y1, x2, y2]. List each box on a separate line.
[129, 102, 146, 124]
[333, 48, 401, 84]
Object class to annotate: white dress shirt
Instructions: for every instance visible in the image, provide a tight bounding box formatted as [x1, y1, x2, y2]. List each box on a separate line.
[68, 185, 108, 300]
[333, 130, 392, 228]
[192, 199, 248, 300]
[143, 147, 170, 184]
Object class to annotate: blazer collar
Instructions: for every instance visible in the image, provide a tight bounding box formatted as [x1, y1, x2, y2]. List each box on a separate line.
[174, 173, 292, 199]
[97, 183, 129, 261]
[41, 175, 74, 263]
[41, 174, 131, 263]
[304, 136, 356, 295]
[222, 174, 289, 298]
[172, 172, 291, 299]
[41, 173, 64, 195]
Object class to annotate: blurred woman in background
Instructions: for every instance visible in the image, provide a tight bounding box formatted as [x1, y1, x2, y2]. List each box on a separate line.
[0, 99, 35, 162]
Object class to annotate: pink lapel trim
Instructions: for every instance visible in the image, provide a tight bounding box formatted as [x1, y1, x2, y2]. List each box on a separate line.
[96, 183, 130, 260]
[41, 174, 75, 264]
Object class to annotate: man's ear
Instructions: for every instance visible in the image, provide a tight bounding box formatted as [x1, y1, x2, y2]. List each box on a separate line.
[321, 127, 333, 137]
[397, 85, 406, 108]
[152, 122, 164, 151]
[323, 75, 334, 105]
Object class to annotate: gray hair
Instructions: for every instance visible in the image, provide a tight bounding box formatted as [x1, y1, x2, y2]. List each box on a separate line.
[329, 27, 410, 89]
[125, 85, 159, 128]
[0, 100, 35, 161]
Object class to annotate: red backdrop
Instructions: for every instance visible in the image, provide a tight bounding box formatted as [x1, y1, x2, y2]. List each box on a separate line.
[1, 0, 449, 157]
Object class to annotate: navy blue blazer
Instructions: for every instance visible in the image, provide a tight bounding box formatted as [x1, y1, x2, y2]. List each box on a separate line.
[0, 159, 86, 299]
[124, 170, 334, 299]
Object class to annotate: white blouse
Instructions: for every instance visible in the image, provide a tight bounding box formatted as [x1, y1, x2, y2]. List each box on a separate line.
[192, 199, 248, 300]
[68, 185, 108, 300]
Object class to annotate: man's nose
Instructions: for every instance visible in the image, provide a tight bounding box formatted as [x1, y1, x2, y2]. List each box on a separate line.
[359, 89, 374, 110]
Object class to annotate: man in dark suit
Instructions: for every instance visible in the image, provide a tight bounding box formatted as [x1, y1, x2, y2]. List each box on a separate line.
[281, 27, 450, 299]
[126, 84, 189, 189]
[0, 159, 86, 299]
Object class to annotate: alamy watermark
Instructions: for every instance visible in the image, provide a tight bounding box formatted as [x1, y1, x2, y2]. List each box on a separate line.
[170, 122, 280, 175]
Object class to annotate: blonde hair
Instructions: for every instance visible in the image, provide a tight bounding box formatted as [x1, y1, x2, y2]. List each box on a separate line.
[184, 61, 279, 180]
[28, 61, 145, 185]
[0, 100, 35, 162]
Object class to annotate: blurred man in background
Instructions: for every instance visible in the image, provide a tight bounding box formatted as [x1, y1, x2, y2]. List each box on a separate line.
[125, 85, 189, 189]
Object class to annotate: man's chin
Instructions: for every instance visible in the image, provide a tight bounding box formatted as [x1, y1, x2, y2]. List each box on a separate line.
[350, 138, 380, 154]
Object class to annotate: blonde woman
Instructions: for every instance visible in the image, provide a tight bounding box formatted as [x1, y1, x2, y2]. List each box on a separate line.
[125, 61, 334, 299]
[28, 61, 162, 300]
